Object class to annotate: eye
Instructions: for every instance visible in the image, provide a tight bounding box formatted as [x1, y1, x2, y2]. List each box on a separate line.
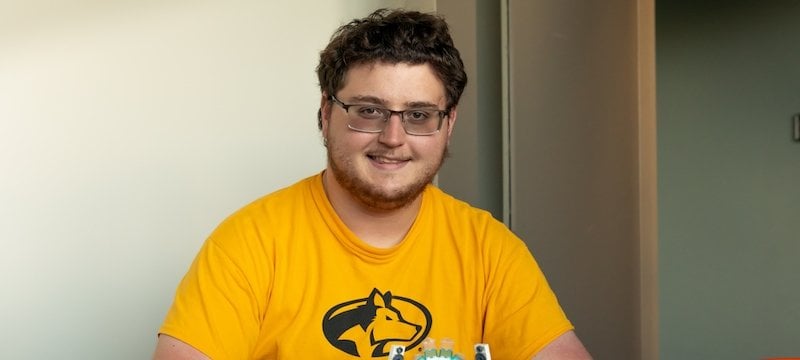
[405, 110, 432, 122]
[355, 106, 385, 119]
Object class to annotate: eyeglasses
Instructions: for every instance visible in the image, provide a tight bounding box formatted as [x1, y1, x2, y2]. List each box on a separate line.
[329, 95, 449, 136]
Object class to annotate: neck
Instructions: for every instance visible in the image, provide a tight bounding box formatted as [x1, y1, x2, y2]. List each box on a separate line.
[322, 170, 422, 249]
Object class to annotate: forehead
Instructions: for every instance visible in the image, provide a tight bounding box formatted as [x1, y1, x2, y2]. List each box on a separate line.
[339, 62, 446, 105]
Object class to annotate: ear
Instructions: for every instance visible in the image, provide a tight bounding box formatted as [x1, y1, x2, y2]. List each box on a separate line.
[319, 93, 331, 138]
[370, 289, 386, 308]
[445, 106, 458, 139]
[383, 291, 393, 307]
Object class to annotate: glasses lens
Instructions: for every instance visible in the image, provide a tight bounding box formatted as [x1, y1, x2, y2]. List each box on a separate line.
[402, 110, 439, 135]
[348, 105, 386, 132]
[342, 102, 445, 135]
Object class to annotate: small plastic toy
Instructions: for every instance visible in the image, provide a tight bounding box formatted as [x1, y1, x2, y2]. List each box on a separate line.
[387, 338, 491, 360]
[473, 343, 491, 360]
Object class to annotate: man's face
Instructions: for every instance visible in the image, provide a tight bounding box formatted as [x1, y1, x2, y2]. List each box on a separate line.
[320, 62, 456, 211]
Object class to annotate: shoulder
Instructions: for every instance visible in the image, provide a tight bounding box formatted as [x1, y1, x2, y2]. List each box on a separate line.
[243, 174, 318, 213]
[206, 174, 321, 249]
[223, 174, 319, 224]
[423, 185, 524, 253]
[424, 185, 496, 223]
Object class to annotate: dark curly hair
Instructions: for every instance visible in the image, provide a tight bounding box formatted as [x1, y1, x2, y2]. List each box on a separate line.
[316, 8, 467, 129]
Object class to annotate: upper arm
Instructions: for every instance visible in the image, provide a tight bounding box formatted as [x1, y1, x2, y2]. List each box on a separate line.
[152, 334, 210, 360]
[157, 220, 271, 359]
[481, 229, 576, 358]
[532, 331, 592, 360]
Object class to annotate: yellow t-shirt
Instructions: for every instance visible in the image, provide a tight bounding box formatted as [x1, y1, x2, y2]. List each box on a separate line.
[159, 173, 572, 359]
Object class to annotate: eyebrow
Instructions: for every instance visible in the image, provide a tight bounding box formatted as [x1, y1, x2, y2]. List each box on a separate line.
[347, 95, 441, 109]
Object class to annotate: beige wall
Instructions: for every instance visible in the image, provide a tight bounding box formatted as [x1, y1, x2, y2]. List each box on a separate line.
[0, 1, 432, 358]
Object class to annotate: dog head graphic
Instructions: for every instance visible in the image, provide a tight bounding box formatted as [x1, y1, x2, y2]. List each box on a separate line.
[322, 288, 432, 358]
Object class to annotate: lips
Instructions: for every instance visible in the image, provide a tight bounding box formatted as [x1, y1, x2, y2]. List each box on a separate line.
[369, 155, 407, 164]
[367, 154, 410, 168]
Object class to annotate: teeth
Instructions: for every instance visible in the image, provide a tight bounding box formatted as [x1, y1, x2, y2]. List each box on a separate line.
[372, 156, 403, 164]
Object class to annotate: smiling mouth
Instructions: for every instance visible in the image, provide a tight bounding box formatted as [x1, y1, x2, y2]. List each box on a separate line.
[368, 155, 409, 164]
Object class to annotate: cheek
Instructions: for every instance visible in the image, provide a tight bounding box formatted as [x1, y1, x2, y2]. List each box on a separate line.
[422, 138, 448, 153]
[329, 133, 368, 156]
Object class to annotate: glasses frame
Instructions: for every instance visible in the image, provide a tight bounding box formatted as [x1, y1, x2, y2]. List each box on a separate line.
[329, 95, 449, 136]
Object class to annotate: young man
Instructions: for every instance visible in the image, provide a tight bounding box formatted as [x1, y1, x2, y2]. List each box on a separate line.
[154, 9, 591, 360]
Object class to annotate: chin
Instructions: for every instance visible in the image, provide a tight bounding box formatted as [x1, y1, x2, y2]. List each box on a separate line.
[361, 175, 426, 206]
[327, 147, 443, 211]
[342, 172, 431, 211]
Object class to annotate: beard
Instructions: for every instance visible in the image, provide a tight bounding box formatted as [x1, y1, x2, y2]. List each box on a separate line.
[327, 144, 449, 211]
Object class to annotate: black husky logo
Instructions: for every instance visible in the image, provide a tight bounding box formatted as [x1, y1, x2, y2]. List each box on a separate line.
[322, 288, 431, 358]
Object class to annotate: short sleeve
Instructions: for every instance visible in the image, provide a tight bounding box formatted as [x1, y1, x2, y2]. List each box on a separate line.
[482, 230, 574, 360]
[158, 216, 271, 359]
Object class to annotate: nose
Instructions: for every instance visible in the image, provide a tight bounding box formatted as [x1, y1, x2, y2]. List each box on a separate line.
[377, 113, 406, 147]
